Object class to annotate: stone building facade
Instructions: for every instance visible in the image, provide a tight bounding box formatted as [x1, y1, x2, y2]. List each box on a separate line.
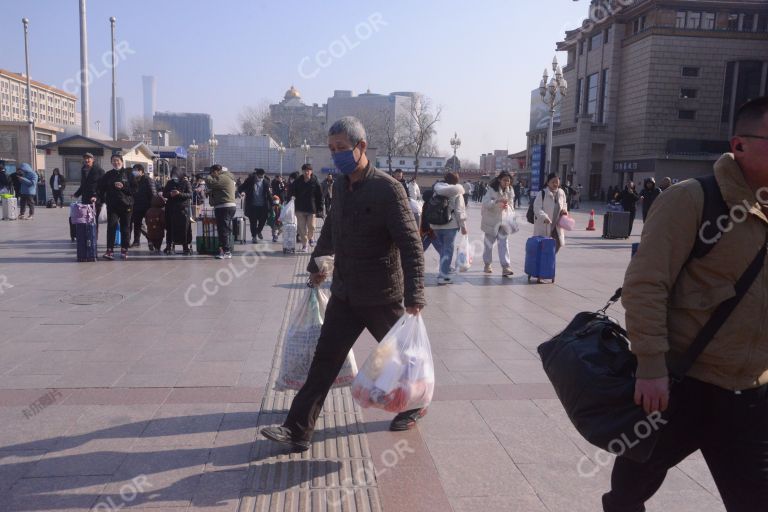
[532, 0, 768, 200]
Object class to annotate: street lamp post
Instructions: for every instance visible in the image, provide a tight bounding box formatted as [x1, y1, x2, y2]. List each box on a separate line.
[78, 0, 89, 136]
[21, 18, 35, 174]
[539, 56, 568, 182]
[188, 140, 198, 174]
[208, 137, 218, 165]
[449, 132, 461, 172]
[277, 143, 286, 177]
[300, 139, 310, 164]
[109, 16, 117, 140]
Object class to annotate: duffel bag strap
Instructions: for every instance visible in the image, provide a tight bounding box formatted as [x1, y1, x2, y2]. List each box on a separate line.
[598, 288, 623, 314]
[670, 239, 767, 380]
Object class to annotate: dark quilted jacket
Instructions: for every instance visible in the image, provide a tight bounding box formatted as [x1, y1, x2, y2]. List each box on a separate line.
[307, 164, 426, 307]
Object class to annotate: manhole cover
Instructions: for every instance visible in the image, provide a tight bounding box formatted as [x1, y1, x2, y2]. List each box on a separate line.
[60, 292, 125, 306]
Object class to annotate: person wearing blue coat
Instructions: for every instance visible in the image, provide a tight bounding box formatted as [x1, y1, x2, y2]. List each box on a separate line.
[15, 163, 37, 219]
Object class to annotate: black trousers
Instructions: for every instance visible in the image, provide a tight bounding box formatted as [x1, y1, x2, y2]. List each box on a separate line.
[284, 295, 404, 441]
[52, 190, 63, 206]
[214, 206, 236, 253]
[20, 194, 35, 216]
[247, 205, 268, 238]
[132, 207, 148, 244]
[603, 378, 768, 512]
[106, 205, 131, 250]
[626, 208, 637, 236]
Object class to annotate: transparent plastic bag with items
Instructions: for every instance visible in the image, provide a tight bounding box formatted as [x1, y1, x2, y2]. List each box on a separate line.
[456, 234, 473, 272]
[352, 314, 435, 413]
[279, 198, 296, 225]
[276, 287, 357, 390]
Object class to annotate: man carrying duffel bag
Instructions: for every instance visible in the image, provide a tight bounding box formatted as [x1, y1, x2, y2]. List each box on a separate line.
[603, 97, 768, 511]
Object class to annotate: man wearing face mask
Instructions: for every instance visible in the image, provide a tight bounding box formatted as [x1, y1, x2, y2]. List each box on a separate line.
[261, 116, 426, 451]
[129, 164, 157, 249]
[97, 153, 134, 259]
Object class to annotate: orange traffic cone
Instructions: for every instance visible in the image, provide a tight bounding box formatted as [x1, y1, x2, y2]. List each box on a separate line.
[586, 209, 596, 231]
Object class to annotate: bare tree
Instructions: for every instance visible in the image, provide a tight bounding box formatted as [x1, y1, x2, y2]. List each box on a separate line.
[238, 101, 271, 136]
[402, 94, 442, 178]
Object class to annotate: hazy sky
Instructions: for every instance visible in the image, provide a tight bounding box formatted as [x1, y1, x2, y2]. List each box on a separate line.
[2, 0, 588, 162]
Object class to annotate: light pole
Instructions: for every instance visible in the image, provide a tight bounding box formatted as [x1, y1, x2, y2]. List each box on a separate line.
[188, 140, 198, 174]
[21, 18, 35, 174]
[539, 56, 567, 181]
[95, 120, 101, 133]
[449, 132, 461, 172]
[78, 0, 89, 136]
[208, 137, 218, 165]
[109, 16, 117, 140]
[301, 139, 310, 164]
[277, 142, 286, 177]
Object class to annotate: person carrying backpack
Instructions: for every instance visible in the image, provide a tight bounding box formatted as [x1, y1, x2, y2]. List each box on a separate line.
[426, 171, 467, 285]
[602, 96, 768, 512]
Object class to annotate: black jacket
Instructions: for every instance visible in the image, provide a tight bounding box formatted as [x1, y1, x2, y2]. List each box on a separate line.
[73, 164, 105, 203]
[619, 188, 640, 212]
[640, 186, 661, 219]
[290, 175, 323, 215]
[49, 174, 66, 191]
[308, 164, 426, 308]
[0, 171, 10, 192]
[131, 175, 157, 211]
[162, 178, 192, 210]
[271, 178, 286, 200]
[98, 168, 134, 209]
[237, 173, 272, 213]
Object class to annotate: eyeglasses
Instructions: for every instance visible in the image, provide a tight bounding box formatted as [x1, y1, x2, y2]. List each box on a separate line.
[739, 134, 768, 141]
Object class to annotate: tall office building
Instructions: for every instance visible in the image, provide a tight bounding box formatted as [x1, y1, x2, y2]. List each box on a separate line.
[153, 112, 213, 147]
[325, 90, 414, 149]
[0, 69, 77, 126]
[142, 76, 156, 123]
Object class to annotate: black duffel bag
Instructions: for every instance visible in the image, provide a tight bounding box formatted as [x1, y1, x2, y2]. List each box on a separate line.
[538, 241, 766, 463]
[537, 299, 668, 463]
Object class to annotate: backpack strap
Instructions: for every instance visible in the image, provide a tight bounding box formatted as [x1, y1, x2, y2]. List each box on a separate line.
[691, 175, 730, 259]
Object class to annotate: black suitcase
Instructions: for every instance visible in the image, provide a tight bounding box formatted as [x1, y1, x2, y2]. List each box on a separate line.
[602, 211, 631, 239]
[75, 223, 98, 262]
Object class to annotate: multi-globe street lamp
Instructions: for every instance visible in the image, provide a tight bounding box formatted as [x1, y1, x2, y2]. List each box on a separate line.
[277, 143, 286, 177]
[188, 140, 198, 174]
[208, 137, 218, 165]
[109, 16, 117, 140]
[449, 132, 461, 172]
[539, 56, 567, 180]
[301, 139, 310, 164]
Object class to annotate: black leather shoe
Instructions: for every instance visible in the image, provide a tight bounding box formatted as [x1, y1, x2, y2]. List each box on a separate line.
[389, 408, 428, 431]
[261, 426, 310, 451]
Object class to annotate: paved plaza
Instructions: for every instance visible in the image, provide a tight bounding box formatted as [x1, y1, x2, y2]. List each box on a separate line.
[0, 204, 725, 511]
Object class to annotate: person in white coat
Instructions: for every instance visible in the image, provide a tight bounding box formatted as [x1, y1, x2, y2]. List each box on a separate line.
[430, 172, 467, 285]
[481, 171, 516, 275]
[533, 173, 569, 252]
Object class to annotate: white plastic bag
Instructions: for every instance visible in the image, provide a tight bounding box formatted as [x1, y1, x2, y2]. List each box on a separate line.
[456, 234, 473, 272]
[500, 207, 519, 235]
[352, 314, 435, 413]
[276, 287, 357, 390]
[314, 255, 335, 276]
[279, 198, 296, 225]
[98, 205, 107, 224]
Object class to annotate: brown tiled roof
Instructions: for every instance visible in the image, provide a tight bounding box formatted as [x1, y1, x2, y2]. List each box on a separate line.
[0, 69, 77, 100]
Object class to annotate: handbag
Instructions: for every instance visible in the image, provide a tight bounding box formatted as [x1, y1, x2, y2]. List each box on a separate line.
[537, 241, 766, 463]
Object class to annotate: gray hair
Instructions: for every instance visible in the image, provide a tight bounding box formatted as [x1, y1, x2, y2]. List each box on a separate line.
[328, 116, 367, 146]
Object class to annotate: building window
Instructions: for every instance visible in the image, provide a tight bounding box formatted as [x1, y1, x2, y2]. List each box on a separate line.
[680, 88, 698, 99]
[633, 16, 646, 34]
[399, 160, 405, 165]
[589, 33, 602, 51]
[727, 13, 740, 31]
[702, 13, 716, 30]
[586, 73, 599, 116]
[682, 66, 700, 77]
[686, 11, 701, 29]
[678, 110, 696, 120]
[578, 41, 584, 55]
[603, 27, 611, 44]
[742, 13, 756, 32]
[598, 69, 609, 123]
[575, 78, 583, 119]
[760, 14, 768, 32]
[675, 11, 686, 28]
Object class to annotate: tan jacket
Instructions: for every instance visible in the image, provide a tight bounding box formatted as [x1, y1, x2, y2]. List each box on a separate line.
[623, 154, 768, 391]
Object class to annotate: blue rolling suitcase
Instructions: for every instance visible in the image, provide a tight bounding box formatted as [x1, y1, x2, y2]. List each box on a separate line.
[525, 236, 556, 283]
[75, 223, 98, 262]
